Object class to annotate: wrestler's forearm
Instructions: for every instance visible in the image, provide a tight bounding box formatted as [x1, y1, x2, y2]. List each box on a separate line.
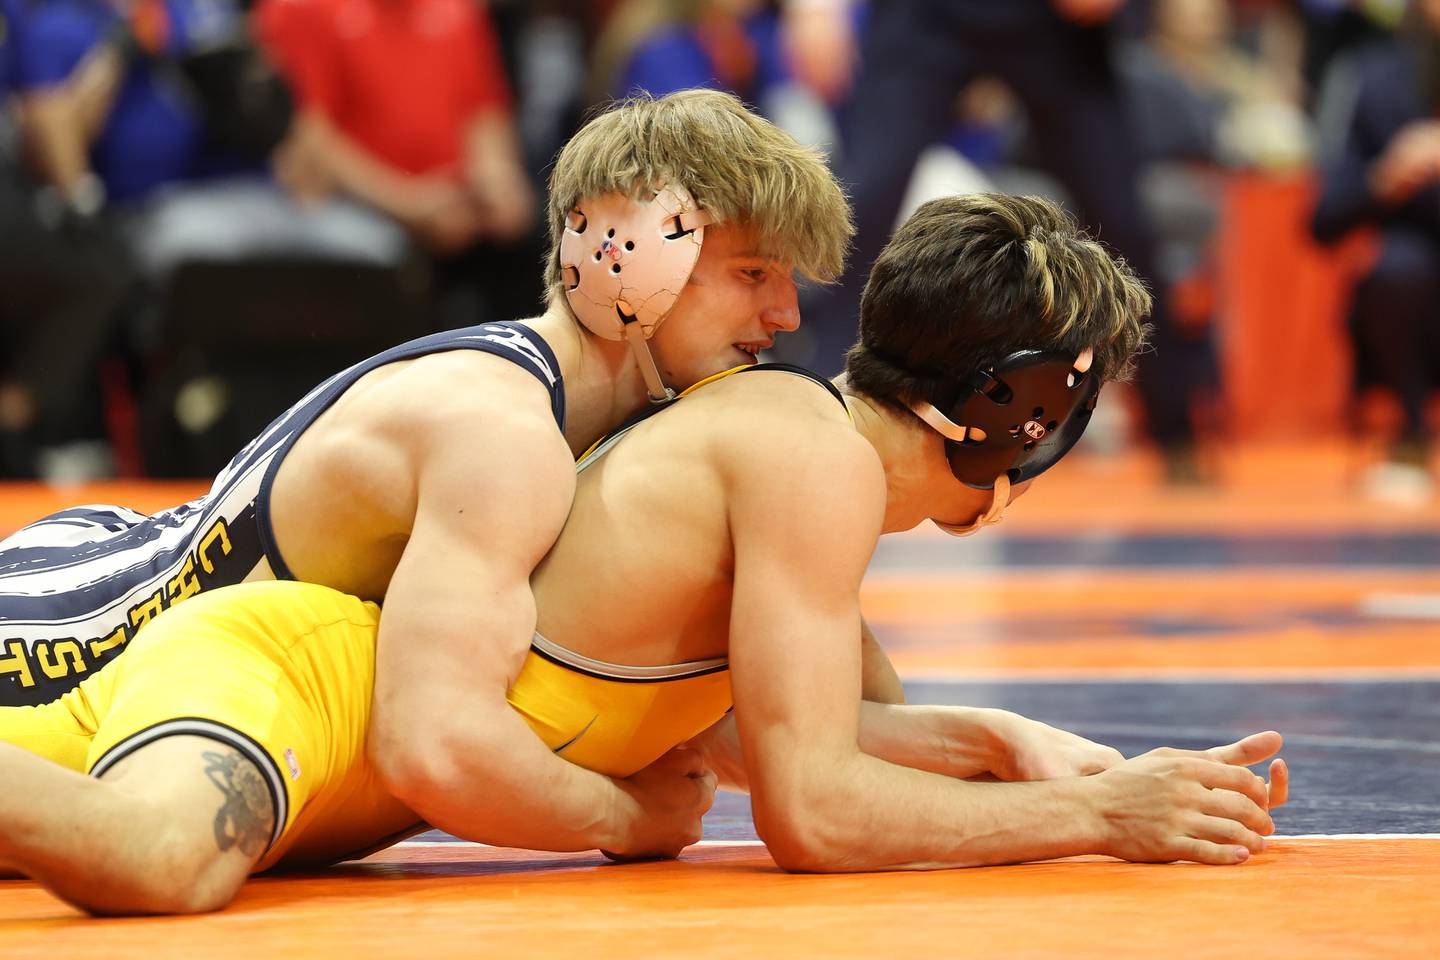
[0, 742, 99, 877]
[855, 703, 1006, 779]
[688, 716, 747, 792]
[755, 750, 1105, 872]
[694, 703, 1005, 794]
[374, 704, 644, 854]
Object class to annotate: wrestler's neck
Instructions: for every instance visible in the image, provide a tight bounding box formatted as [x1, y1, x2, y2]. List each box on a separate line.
[524, 305, 660, 458]
[840, 386, 995, 535]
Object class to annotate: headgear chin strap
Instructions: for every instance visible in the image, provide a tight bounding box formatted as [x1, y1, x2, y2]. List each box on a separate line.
[934, 473, 1011, 537]
[911, 348, 1098, 535]
[559, 185, 713, 402]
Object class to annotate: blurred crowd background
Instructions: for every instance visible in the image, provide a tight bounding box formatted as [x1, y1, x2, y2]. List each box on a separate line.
[0, 0, 1435, 502]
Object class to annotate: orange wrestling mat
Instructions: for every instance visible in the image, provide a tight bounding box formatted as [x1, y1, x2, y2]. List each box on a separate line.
[862, 571, 1440, 676]
[2, 840, 1436, 959]
[2, 442, 1438, 956]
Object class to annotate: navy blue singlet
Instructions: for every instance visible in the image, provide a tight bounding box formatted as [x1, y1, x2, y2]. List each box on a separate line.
[0, 323, 564, 706]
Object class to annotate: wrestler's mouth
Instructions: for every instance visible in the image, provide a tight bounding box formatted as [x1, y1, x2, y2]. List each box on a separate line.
[735, 341, 772, 362]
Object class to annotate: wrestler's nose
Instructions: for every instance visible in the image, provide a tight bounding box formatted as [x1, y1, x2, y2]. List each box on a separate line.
[763, 276, 800, 333]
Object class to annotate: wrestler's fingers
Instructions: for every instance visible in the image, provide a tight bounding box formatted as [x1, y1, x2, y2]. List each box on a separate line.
[1147, 732, 1281, 767]
[1202, 731, 1283, 767]
[1202, 788, 1274, 837]
[1171, 837, 1252, 866]
[1189, 759, 1270, 809]
[1191, 815, 1267, 855]
[1267, 758, 1290, 809]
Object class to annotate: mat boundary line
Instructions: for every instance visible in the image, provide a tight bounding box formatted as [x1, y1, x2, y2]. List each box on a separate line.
[393, 834, 1440, 850]
[896, 670, 1440, 683]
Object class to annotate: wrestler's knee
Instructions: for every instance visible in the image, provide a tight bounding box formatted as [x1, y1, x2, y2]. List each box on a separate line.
[88, 737, 274, 915]
[86, 823, 249, 916]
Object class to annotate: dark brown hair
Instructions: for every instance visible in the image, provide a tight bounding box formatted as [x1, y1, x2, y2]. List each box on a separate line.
[844, 194, 1152, 412]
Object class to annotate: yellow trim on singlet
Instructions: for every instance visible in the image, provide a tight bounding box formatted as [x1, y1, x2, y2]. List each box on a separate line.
[536, 363, 849, 775]
[576, 364, 750, 462]
[1, 582, 725, 868]
[576, 363, 851, 463]
[0, 365, 848, 871]
[506, 633, 733, 779]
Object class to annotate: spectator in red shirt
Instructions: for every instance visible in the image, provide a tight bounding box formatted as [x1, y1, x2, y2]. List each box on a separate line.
[260, 0, 538, 319]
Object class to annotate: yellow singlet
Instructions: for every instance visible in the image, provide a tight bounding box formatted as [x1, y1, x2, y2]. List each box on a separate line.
[0, 581, 733, 869]
[0, 363, 846, 868]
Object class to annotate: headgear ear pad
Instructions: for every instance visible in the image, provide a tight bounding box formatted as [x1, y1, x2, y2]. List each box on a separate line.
[558, 185, 712, 341]
[937, 351, 1100, 490]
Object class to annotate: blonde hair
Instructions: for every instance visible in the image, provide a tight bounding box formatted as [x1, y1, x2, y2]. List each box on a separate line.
[543, 89, 852, 303]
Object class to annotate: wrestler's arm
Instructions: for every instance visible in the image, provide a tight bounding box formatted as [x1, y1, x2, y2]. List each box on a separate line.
[690, 589, 900, 791]
[724, 422, 1278, 872]
[369, 394, 709, 858]
[692, 701, 1015, 793]
[862, 618, 1125, 777]
[694, 692, 1128, 794]
[694, 464, 1106, 792]
[859, 619, 904, 704]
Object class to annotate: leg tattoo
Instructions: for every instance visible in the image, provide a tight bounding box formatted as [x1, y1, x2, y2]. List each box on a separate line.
[201, 750, 275, 857]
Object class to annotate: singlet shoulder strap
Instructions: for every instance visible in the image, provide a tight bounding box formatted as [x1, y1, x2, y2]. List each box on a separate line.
[732, 362, 848, 416]
[576, 362, 847, 470]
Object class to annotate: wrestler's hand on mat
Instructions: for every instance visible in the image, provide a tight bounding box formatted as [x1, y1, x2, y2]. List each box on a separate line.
[603, 746, 717, 862]
[1089, 731, 1284, 866]
[1266, 756, 1290, 810]
[1156, 733, 1289, 812]
[986, 711, 1124, 781]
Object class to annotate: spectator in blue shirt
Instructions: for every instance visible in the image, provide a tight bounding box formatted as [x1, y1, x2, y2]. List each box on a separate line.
[0, 0, 134, 479]
[1, 0, 17, 94]
[10, 0, 253, 209]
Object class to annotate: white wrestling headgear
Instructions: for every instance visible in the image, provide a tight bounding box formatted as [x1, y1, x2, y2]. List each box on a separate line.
[559, 185, 713, 402]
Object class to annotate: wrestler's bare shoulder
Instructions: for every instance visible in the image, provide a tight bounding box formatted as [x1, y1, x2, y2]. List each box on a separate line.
[267, 350, 571, 595]
[683, 368, 871, 466]
[283, 350, 562, 485]
[689, 369, 887, 568]
[325, 350, 559, 439]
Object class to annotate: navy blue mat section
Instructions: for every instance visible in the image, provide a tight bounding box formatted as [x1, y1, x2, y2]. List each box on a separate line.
[903, 678, 1440, 836]
[419, 678, 1440, 844]
[870, 532, 1440, 570]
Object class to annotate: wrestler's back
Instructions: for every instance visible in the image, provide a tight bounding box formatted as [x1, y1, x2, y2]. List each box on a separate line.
[532, 368, 852, 668]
